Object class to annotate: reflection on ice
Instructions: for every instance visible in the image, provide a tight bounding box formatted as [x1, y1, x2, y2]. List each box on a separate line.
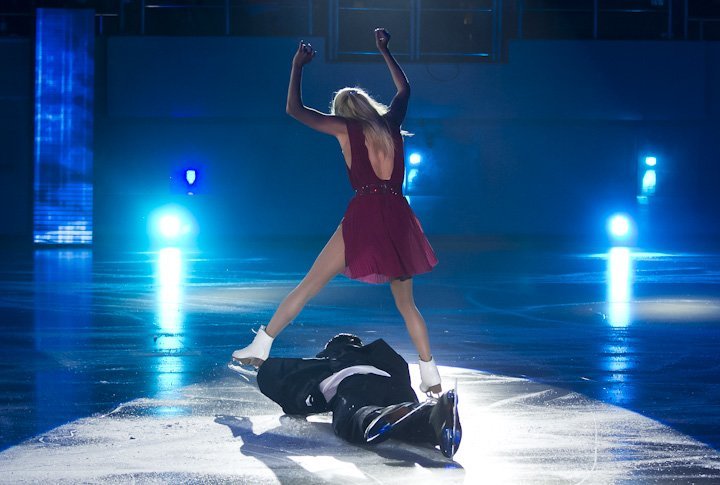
[607, 247, 632, 328]
[154, 248, 185, 399]
[156, 355, 184, 396]
[33, 250, 93, 433]
[602, 341, 635, 404]
[604, 247, 635, 404]
[157, 247, 184, 336]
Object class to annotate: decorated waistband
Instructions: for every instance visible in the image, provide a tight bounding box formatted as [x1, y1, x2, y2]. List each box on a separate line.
[355, 182, 403, 196]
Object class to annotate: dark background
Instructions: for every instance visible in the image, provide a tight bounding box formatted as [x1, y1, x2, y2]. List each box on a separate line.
[1, 1, 719, 248]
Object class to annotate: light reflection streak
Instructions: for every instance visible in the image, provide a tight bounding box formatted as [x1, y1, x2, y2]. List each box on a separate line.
[155, 247, 185, 399]
[607, 247, 632, 328]
[602, 339, 635, 404]
[157, 247, 183, 336]
[604, 247, 635, 403]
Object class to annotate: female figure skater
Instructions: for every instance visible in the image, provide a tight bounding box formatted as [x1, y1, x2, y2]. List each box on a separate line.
[232, 28, 442, 394]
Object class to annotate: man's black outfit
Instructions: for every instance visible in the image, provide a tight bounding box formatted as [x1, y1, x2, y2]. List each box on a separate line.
[256, 334, 461, 457]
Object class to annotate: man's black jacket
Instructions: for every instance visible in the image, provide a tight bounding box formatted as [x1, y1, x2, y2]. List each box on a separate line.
[257, 338, 413, 415]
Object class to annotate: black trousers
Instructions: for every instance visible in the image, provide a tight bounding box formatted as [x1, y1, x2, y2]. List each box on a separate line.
[330, 374, 436, 445]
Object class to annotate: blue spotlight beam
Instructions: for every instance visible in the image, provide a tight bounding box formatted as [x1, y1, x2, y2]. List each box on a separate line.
[33, 9, 94, 245]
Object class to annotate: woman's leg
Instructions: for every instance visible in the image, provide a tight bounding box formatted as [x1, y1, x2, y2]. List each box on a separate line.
[264, 224, 346, 337]
[391, 278, 442, 393]
[390, 278, 432, 361]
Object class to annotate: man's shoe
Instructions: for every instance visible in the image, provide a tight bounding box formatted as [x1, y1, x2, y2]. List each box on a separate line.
[429, 389, 462, 458]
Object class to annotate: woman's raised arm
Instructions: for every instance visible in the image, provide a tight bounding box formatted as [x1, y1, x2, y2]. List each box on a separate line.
[375, 28, 410, 125]
[285, 41, 346, 137]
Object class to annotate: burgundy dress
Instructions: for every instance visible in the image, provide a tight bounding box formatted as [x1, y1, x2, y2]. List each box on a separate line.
[341, 118, 438, 284]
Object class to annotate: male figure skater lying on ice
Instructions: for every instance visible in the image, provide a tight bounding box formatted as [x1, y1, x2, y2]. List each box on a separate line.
[231, 333, 461, 459]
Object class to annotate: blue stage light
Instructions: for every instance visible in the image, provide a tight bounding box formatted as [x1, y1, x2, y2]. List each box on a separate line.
[33, 9, 94, 245]
[149, 205, 196, 244]
[608, 214, 632, 240]
[407, 168, 419, 186]
[642, 170, 656, 195]
[158, 215, 182, 239]
[185, 169, 197, 185]
[408, 152, 422, 165]
[644, 156, 657, 167]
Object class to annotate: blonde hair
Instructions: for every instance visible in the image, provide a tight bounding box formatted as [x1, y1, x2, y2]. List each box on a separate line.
[331, 87, 396, 159]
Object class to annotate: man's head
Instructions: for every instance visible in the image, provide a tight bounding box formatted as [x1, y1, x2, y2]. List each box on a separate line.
[316, 333, 363, 358]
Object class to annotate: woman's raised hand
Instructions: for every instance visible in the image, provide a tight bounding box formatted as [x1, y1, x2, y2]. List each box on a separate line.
[292, 41, 315, 67]
[375, 28, 391, 52]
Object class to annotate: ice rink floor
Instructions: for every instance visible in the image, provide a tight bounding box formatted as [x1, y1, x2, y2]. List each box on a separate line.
[1, 238, 719, 483]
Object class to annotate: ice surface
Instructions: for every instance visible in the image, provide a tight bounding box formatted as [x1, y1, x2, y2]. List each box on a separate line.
[1, 365, 718, 484]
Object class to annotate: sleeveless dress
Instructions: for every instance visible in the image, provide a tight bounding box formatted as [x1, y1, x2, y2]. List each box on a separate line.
[341, 118, 438, 284]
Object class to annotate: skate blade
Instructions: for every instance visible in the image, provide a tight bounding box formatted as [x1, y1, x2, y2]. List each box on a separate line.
[442, 386, 461, 459]
[231, 355, 265, 366]
[227, 361, 259, 377]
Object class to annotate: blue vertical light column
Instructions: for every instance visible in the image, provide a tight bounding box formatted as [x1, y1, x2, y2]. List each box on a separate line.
[637, 156, 657, 206]
[34, 9, 94, 244]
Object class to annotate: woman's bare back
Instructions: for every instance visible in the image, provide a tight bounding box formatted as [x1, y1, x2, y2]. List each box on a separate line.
[338, 128, 394, 181]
